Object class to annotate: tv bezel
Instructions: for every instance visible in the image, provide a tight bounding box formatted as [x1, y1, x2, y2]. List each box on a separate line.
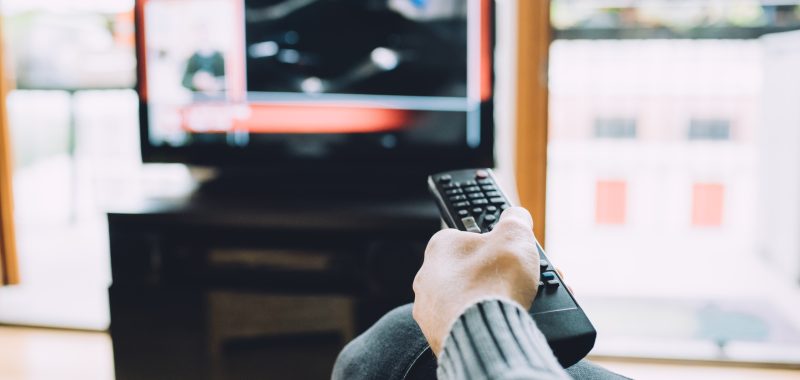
[135, 0, 496, 174]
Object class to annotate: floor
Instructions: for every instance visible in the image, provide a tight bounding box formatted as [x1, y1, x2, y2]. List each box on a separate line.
[1, 326, 799, 380]
[0, 326, 113, 380]
[590, 358, 800, 380]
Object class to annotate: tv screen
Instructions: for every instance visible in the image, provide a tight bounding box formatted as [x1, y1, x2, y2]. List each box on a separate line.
[136, 0, 494, 172]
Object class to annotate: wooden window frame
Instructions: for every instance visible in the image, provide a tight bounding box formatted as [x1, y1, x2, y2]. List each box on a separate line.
[0, 16, 20, 285]
[515, 0, 550, 245]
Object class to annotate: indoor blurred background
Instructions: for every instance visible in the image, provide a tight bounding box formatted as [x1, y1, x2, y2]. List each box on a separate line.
[2, 0, 800, 379]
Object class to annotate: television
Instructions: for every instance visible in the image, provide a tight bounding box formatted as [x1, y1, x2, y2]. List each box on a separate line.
[135, 0, 495, 189]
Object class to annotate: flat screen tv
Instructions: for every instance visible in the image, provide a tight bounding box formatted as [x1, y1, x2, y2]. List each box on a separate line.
[135, 0, 495, 181]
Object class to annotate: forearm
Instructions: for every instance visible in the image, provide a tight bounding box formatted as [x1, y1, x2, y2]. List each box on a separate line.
[437, 299, 571, 380]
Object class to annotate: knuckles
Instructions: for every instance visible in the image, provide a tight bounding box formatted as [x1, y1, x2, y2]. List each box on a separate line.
[493, 216, 534, 236]
[499, 207, 534, 227]
[483, 229, 538, 269]
[425, 228, 481, 257]
[427, 229, 461, 250]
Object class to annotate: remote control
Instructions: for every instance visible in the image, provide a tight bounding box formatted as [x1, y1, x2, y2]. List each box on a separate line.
[427, 168, 596, 368]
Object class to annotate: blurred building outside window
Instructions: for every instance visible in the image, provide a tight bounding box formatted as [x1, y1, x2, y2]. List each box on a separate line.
[548, 0, 800, 364]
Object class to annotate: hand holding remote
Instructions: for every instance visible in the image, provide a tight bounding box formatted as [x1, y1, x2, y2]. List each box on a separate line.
[427, 168, 595, 367]
[412, 207, 540, 356]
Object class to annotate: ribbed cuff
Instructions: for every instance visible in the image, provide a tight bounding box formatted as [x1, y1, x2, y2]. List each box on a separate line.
[437, 299, 571, 380]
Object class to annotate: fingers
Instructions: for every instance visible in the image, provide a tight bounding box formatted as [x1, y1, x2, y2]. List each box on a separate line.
[429, 228, 463, 243]
[424, 228, 458, 256]
[424, 228, 480, 261]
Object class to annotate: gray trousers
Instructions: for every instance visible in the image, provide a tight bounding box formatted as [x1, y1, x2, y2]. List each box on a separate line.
[333, 304, 630, 380]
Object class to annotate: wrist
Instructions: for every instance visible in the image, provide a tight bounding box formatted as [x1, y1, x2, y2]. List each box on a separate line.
[433, 295, 529, 356]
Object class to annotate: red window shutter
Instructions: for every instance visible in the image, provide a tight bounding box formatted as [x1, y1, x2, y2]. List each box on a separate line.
[595, 180, 627, 225]
[692, 183, 724, 227]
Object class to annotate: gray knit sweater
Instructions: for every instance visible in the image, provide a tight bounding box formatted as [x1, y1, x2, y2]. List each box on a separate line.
[437, 299, 572, 380]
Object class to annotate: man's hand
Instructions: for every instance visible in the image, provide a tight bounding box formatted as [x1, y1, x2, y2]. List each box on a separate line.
[412, 207, 540, 356]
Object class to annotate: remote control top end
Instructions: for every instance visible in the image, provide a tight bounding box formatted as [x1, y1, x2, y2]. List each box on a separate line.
[428, 169, 511, 235]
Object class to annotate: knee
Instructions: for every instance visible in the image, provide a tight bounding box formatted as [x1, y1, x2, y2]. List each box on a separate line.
[332, 304, 421, 380]
[332, 337, 362, 380]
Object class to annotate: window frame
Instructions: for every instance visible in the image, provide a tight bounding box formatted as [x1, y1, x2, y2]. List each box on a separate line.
[0, 15, 20, 285]
[515, 0, 551, 245]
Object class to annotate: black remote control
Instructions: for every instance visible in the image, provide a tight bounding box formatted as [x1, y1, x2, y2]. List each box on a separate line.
[428, 168, 596, 368]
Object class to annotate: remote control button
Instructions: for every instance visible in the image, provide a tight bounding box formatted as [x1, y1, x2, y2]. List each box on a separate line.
[458, 209, 469, 217]
[472, 207, 483, 214]
[486, 205, 497, 212]
[546, 280, 560, 287]
[477, 179, 492, 185]
[484, 214, 497, 222]
[464, 180, 478, 186]
[481, 185, 496, 191]
[487, 223, 496, 231]
[489, 197, 506, 204]
[454, 201, 470, 208]
[449, 195, 467, 201]
[485, 191, 501, 197]
[438, 175, 452, 183]
[464, 186, 481, 192]
[539, 260, 549, 269]
[445, 188, 463, 195]
[461, 216, 482, 233]
[500, 204, 510, 210]
[472, 199, 488, 205]
[538, 281, 545, 287]
[442, 183, 456, 190]
[541, 272, 556, 282]
[475, 170, 489, 179]
[467, 193, 484, 199]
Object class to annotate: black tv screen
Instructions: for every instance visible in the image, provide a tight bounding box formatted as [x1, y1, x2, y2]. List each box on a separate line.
[136, 0, 495, 172]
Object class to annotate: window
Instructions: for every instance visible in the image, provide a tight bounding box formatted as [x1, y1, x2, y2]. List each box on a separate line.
[545, 0, 800, 366]
[692, 183, 724, 227]
[595, 180, 626, 225]
[594, 118, 636, 139]
[689, 119, 731, 141]
[0, 4, 140, 328]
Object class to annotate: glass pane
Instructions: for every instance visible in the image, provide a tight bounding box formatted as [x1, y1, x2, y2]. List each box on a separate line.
[0, 2, 180, 329]
[548, 0, 800, 364]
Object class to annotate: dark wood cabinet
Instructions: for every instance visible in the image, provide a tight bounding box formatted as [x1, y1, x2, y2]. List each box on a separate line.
[108, 194, 440, 379]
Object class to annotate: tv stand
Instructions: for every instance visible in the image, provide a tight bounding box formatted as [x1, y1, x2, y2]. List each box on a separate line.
[108, 189, 441, 379]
